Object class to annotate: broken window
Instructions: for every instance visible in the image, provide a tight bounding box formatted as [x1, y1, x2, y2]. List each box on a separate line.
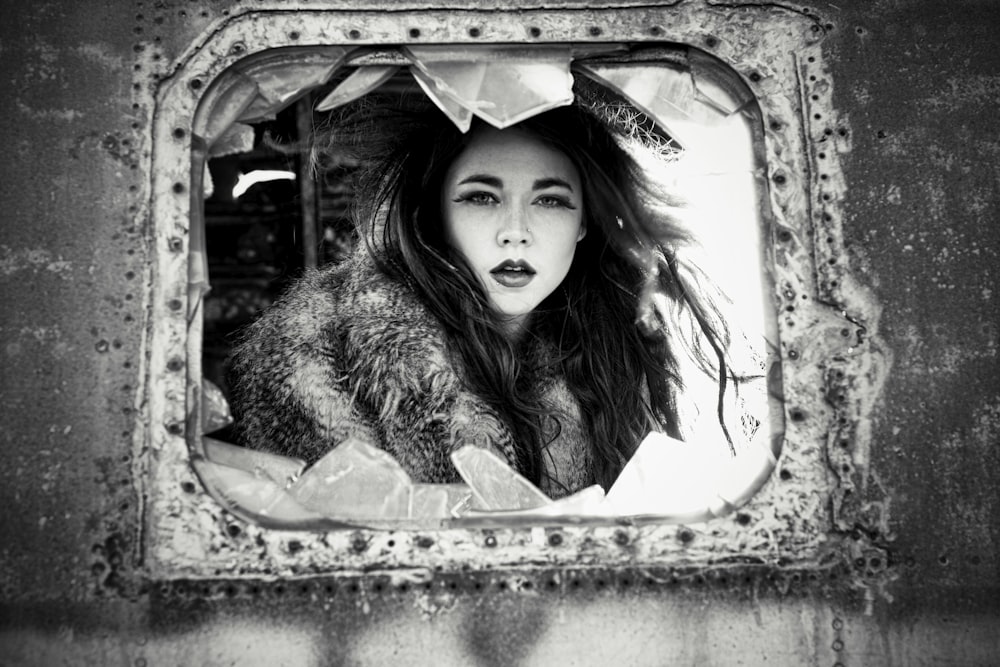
[185, 44, 782, 529]
[140, 6, 853, 580]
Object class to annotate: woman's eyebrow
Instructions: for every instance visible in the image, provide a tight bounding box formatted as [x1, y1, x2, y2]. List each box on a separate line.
[457, 174, 502, 188]
[533, 177, 575, 192]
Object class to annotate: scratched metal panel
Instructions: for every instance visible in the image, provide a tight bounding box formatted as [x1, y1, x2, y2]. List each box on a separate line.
[1, 1, 999, 666]
[830, 0, 1000, 612]
[0, 1, 146, 602]
[135, 2, 860, 591]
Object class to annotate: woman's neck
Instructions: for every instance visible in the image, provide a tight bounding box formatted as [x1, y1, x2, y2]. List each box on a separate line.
[500, 312, 531, 345]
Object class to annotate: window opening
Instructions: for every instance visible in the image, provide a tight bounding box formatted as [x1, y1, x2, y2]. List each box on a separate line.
[186, 44, 783, 530]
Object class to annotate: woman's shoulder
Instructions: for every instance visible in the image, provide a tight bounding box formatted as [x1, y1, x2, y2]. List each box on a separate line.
[246, 253, 426, 343]
[237, 252, 454, 383]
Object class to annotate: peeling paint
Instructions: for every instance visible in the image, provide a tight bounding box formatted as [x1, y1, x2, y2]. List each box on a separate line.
[917, 74, 1000, 114]
[0, 246, 73, 277]
[75, 42, 127, 69]
[14, 99, 85, 123]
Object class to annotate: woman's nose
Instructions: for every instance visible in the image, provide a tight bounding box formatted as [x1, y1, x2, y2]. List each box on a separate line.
[496, 208, 532, 246]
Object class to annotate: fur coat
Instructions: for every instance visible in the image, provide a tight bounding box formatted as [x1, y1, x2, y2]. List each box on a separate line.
[228, 253, 593, 498]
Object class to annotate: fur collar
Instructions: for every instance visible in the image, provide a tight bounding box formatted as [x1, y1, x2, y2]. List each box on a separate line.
[231, 252, 591, 495]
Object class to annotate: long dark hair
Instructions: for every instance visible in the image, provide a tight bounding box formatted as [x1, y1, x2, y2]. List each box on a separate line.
[315, 81, 741, 490]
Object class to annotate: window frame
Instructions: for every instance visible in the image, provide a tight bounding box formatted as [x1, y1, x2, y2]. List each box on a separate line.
[141, 5, 870, 583]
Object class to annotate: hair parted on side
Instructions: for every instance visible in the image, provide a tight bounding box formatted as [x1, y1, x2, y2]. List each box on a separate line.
[310, 75, 748, 490]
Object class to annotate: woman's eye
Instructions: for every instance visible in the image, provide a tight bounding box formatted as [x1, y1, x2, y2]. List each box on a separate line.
[536, 195, 574, 209]
[454, 192, 498, 206]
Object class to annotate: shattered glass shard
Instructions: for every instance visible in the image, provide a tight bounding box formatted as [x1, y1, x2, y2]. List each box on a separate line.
[450, 445, 551, 510]
[236, 46, 351, 123]
[405, 46, 574, 129]
[201, 436, 304, 487]
[577, 63, 703, 149]
[207, 122, 255, 158]
[605, 431, 721, 519]
[195, 72, 258, 148]
[191, 457, 325, 523]
[687, 47, 755, 116]
[410, 67, 473, 132]
[411, 483, 473, 519]
[315, 65, 401, 112]
[286, 436, 413, 519]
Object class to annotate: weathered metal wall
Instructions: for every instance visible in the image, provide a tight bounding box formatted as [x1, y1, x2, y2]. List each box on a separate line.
[1, 1, 998, 665]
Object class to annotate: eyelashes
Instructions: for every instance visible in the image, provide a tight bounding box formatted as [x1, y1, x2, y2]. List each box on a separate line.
[452, 192, 498, 206]
[535, 195, 577, 210]
[451, 192, 577, 210]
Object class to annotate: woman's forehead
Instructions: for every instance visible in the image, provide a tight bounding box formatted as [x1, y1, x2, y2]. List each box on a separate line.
[448, 125, 580, 186]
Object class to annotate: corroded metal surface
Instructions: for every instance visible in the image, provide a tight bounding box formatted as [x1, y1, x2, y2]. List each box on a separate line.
[1, 1, 999, 665]
[141, 2, 855, 584]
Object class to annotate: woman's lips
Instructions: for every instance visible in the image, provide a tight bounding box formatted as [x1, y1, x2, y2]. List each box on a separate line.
[490, 259, 535, 288]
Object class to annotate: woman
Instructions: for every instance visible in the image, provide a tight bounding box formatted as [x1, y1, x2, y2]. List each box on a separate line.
[229, 84, 753, 499]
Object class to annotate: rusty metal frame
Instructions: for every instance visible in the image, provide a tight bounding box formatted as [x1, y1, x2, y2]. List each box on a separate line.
[135, 1, 888, 605]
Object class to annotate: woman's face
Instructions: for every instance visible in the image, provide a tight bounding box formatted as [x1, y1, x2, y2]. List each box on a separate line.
[441, 126, 585, 332]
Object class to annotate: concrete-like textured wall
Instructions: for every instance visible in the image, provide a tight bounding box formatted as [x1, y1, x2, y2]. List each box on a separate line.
[1, 1, 998, 665]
